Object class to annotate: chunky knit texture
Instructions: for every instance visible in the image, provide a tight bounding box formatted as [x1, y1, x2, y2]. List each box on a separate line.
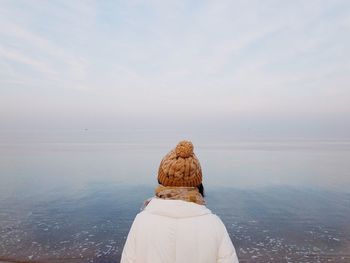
[157, 140, 202, 187]
[155, 185, 205, 205]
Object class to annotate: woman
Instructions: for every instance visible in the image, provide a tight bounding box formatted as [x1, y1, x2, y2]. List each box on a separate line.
[121, 140, 239, 263]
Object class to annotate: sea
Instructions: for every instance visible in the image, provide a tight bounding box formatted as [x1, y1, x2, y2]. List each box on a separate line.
[0, 130, 349, 262]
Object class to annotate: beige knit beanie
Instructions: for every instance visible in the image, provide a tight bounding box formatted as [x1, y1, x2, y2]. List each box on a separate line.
[157, 140, 202, 187]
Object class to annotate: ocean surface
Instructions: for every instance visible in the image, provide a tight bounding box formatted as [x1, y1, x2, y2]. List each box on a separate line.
[0, 130, 350, 262]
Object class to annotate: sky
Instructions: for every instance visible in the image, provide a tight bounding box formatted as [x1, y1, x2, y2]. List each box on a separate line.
[0, 0, 350, 138]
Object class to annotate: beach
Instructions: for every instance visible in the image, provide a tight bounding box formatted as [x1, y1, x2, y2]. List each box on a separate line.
[0, 131, 350, 262]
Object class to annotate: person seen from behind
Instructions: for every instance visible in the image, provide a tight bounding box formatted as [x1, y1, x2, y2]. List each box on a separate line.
[121, 140, 239, 263]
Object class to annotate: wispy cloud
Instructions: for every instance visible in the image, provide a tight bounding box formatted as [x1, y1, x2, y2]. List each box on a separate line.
[0, 0, 349, 135]
[0, 45, 57, 75]
[0, 1, 95, 90]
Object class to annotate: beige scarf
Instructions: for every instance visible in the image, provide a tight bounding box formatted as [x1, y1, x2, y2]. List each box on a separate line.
[155, 185, 205, 205]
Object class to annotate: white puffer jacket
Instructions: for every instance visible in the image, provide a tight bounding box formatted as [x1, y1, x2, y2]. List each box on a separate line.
[121, 198, 239, 263]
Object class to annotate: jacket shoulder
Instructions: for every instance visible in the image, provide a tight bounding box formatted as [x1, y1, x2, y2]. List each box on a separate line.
[206, 213, 228, 233]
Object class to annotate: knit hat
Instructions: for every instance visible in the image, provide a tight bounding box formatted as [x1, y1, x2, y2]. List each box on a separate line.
[157, 140, 202, 187]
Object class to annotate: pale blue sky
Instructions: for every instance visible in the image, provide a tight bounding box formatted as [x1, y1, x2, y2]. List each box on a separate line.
[0, 0, 349, 138]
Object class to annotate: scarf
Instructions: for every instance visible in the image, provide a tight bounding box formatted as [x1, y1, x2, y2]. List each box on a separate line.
[154, 185, 205, 205]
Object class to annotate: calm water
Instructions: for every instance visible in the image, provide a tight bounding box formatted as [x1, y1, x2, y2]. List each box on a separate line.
[0, 130, 350, 262]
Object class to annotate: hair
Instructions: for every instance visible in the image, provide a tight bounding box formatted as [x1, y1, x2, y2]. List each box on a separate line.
[197, 183, 205, 197]
[158, 179, 205, 197]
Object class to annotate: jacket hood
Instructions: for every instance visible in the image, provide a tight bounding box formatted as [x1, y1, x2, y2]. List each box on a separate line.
[144, 198, 212, 219]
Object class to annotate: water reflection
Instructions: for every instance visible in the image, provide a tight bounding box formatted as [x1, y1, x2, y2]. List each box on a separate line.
[0, 184, 147, 263]
[0, 184, 349, 262]
[210, 187, 350, 262]
[1, 132, 350, 262]
[1, 138, 350, 192]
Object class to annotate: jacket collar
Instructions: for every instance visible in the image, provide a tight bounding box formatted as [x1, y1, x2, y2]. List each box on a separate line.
[144, 198, 212, 218]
